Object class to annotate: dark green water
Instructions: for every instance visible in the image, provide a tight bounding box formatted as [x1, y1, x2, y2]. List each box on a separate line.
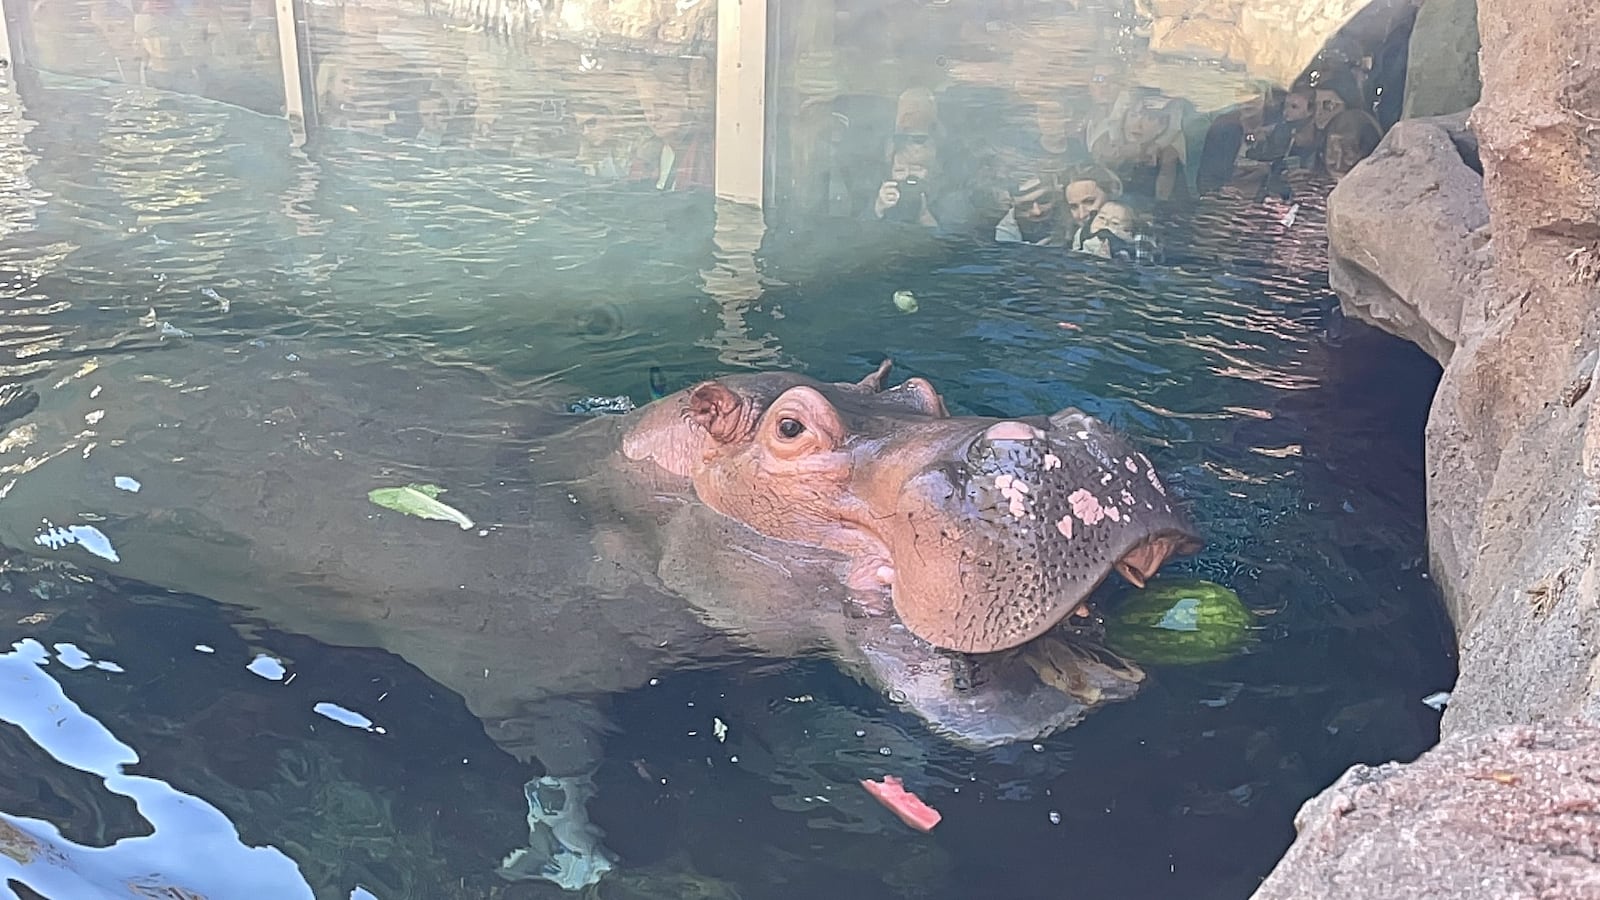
[1, 20, 1452, 900]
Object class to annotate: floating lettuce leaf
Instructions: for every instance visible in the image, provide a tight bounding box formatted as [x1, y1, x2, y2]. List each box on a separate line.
[366, 483, 474, 530]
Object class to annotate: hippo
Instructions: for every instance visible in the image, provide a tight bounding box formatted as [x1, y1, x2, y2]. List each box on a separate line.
[0, 343, 1199, 889]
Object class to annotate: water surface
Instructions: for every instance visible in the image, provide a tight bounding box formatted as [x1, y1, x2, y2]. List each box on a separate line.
[0, 13, 1453, 900]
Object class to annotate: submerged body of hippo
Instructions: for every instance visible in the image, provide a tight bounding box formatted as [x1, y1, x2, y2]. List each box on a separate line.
[0, 343, 1199, 888]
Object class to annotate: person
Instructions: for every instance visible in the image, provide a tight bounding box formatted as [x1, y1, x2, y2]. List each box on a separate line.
[870, 143, 941, 228]
[1061, 163, 1123, 251]
[782, 98, 851, 217]
[1320, 109, 1383, 179]
[1312, 68, 1365, 132]
[572, 99, 645, 180]
[314, 60, 399, 134]
[626, 59, 715, 192]
[1076, 201, 1139, 260]
[133, 0, 212, 94]
[1002, 97, 1087, 180]
[1246, 88, 1318, 164]
[1082, 57, 1128, 153]
[1090, 88, 1188, 204]
[412, 91, 454, 148]
[1238, 85, 1321, 201]
[994, 174, 1065, 246]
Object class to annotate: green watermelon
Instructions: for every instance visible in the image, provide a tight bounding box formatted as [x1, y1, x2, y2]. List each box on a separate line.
[1104, 578, 1255, 665]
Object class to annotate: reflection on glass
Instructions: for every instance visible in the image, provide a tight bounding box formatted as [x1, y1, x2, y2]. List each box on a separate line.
[20, 0, 285, 113]
[768, 0, 1407, 260]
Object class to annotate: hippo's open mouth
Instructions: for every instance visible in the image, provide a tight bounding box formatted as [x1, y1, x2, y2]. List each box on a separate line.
[839, 406, 1201, 747]
[850, 584, 1153, 749]
[871, 410, 1202, 655]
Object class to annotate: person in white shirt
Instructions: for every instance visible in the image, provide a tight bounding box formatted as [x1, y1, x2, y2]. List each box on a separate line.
[994, 174, 1066, 246]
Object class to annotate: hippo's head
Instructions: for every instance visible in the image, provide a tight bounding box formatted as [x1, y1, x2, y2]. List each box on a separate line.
[621, 360, 1202, 657]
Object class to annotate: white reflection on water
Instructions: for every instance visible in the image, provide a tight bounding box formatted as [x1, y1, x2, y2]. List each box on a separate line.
[313, 700, 388, 734]
[246, 651, 288, 681]
[0, 638, 317, 899]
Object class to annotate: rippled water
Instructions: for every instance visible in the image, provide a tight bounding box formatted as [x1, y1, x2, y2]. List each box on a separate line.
[1, 19, 1452, 900]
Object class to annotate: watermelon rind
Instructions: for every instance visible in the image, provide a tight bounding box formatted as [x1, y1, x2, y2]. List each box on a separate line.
[1104, 578, 1255, 665]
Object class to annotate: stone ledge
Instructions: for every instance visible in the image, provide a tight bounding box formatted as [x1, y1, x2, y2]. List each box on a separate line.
[1252, 720, 1600, 899]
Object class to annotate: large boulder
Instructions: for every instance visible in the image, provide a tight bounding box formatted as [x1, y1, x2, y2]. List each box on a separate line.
[1402, 0, 1482, 118]
[1252, 720, 1600, 899]
[1327, 111, 1488, 365]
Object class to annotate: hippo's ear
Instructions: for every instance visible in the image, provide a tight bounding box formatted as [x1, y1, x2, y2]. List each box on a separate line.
[852, 358, 894, 392]
[889, 377, 950, 417]
[687, 381, 753, 444]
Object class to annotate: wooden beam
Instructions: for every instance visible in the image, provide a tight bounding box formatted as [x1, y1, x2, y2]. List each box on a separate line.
[275, 0, 311, 145]
[714, 0, 766, 208]
[0, 0, 18, 78]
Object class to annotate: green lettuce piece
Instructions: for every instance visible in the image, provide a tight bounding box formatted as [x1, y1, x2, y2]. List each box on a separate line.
[366, 483, 474, 530]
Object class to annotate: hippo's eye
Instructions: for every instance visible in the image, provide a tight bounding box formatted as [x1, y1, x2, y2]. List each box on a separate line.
[776, 417, 806, 439]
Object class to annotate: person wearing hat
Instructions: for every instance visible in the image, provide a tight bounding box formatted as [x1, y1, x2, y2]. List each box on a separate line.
[994, 173, 1066, 246]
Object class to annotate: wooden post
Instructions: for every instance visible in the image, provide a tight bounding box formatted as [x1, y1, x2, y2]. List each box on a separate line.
[714, 0, 766, 208]
[0, 0, 19, 78]
[275, 0, 311, 145]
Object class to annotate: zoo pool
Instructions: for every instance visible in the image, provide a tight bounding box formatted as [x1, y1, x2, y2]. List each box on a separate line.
[1, 47, 1452, 900]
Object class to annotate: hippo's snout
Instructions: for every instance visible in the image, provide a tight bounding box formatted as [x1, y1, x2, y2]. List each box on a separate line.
[884, 411, 1201, 655]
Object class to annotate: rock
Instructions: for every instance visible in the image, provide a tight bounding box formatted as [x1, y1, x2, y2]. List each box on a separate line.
[1426, 0, 1600, 695]
[1321, 0, 1600, 718]
[1252, 721, 1600, 899]
[1402, 0, 1483, 118]
[1148, 16, 1247, 66]
[1267, 0, 1600, 895]
[1327, 111, 1489, 365]
[1144, 0, 1417, 85]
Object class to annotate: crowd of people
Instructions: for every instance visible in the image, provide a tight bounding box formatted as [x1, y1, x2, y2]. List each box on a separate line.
[767, 30, 1405, 263]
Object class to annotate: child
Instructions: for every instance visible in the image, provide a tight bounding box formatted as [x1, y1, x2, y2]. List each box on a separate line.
[1076, 201, 1137, 260]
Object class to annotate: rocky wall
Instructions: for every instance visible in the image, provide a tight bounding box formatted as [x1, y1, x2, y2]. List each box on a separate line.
[1253, 0, 1600, 893]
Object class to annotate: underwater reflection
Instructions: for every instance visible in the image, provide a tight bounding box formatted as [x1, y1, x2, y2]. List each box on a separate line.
[0, 637, 319, 898]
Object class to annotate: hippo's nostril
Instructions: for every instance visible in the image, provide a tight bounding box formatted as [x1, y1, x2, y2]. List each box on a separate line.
[984, 421, 1045, 443]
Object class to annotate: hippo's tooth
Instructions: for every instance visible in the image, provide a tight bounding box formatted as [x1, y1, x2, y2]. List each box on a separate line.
[1115, 559, 1149, 588]
[984, 421, 1044, 442]
[876, 565, 896, 585]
